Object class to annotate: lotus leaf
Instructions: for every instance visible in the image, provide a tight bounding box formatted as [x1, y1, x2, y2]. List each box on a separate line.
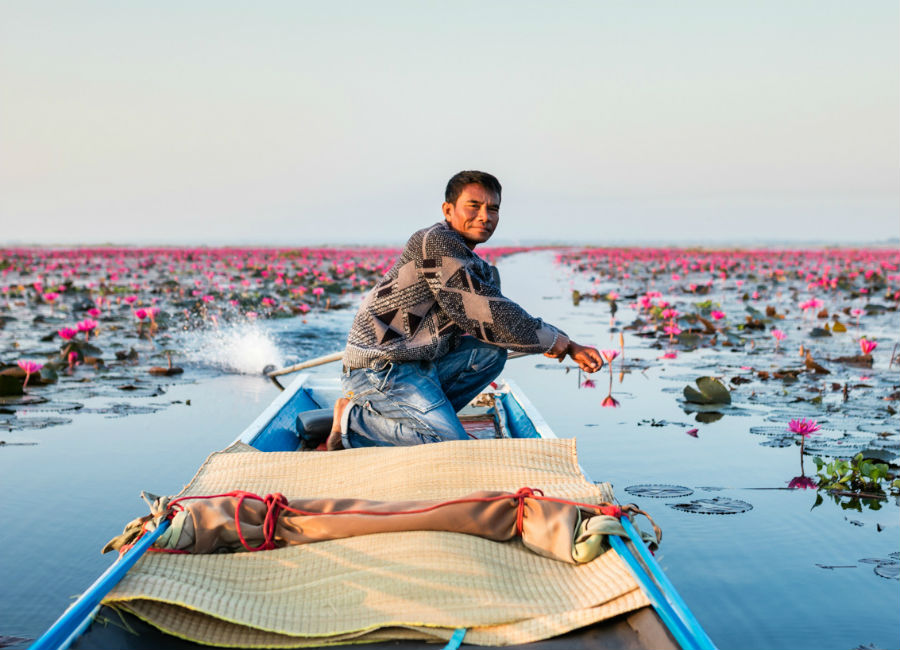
[683, 376, 732, 405]
[0, 375, 23, 397]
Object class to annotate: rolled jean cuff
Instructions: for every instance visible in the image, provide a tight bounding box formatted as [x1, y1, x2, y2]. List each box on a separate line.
[340, 399, 355, 449]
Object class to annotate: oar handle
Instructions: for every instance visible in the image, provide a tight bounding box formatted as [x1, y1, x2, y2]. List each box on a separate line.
[266, 351, 345, 377]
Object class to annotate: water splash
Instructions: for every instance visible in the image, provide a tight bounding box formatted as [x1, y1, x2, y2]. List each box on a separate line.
[180, 322, 285, 375]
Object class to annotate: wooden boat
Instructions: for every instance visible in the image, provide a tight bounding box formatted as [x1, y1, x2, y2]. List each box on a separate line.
[33, 372, 717, 650]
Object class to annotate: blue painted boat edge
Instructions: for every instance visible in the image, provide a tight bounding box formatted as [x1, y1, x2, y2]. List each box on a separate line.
[620, 517, 718, 650]
[500, 379, 557, 439]
[502, 380, 716, 649]
[29, 520, 172, 650]
[234, 372, 312, 448]
[609, 534, 698, 650]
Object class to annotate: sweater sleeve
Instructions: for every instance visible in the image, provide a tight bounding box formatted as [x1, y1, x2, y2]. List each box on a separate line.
[420, 226, 567, 353]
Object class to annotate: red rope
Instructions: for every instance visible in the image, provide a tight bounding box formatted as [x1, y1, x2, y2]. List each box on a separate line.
[137, 487, 626, 554]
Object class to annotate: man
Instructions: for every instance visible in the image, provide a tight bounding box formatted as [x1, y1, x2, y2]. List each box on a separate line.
[328, 170, 604, 449]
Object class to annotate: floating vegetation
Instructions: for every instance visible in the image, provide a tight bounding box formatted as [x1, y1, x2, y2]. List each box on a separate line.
[669, 497, 754, 515]
[0, 416, 73, 431]
[0, 400, 84, 413]
[80, 402, 170, 418]
[859, 554, 900, 580]
[813, 453, 899, 493]
[805, 435, 876, 459]
[683, 376, 732, 405]
[624, 484, 694, 498]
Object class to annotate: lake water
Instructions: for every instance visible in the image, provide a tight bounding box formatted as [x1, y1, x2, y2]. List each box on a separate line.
[1, 249, 898, 650]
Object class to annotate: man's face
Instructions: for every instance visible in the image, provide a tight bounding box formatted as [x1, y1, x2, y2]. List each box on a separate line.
[442, 183, 500, 248]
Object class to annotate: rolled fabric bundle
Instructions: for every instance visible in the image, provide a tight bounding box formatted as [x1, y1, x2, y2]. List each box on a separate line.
[105, 489, 659, 564]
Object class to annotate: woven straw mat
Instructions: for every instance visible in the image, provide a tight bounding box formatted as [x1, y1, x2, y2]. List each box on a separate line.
[105, 438, 649, 647]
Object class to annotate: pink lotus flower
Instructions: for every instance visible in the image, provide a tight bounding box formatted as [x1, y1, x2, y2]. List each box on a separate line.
[312, 287, 325, 297]
[134, 308, 148, 320]
[710, 310, 725, 320]
[58, 327, 78, 340]
[859, 339, 877, 355]
[660, 308, 678, 320]
[261, 297, 276, 307]
[124, 295, 138, 305]
[664, 325, 681, 337]
[581, 379, 596, 388]
[42, 291, 60, 303]
[599, 349, 619, 363]
[788, 418, 820, 437]
[659, 351, 678, 359]
[686, 428, 699, 438]
[76, 318, 98, 333]
[606, 291, 619, 300]
[787, 476, 817, 490]
[601, 394, 620, 408]
[17, 359, 42, 389]
[772, 329, 786, 350]
[87, 307, 101, 318]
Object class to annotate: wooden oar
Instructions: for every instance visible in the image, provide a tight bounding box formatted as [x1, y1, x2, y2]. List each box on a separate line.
[266, 351, 345, 378]
[267, 349, 531, 379]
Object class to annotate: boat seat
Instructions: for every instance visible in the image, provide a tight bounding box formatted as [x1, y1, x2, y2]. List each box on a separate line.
[296, 408, 332, 450]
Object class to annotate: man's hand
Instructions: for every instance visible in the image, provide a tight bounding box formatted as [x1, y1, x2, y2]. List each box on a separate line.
[544, 338, 604, 373]
[568, 342, 604, 373]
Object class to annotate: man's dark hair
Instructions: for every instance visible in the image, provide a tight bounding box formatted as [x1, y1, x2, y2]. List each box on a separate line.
[444, 170, 502, 205]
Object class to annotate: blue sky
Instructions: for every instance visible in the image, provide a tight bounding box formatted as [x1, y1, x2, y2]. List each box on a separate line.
[1, 1, 897, 245]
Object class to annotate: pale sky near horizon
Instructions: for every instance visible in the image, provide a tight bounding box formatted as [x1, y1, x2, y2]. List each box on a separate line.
[1, 2, 898, 247]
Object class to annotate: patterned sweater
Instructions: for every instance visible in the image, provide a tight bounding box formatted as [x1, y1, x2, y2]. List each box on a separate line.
[344, 222, 567, 370]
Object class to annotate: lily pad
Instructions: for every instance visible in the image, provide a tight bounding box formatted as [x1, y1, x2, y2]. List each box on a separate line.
[0, 375, 23, 397]
[669, 497, 753, 515]
[683, 377, 732, 405]
[81, 403, 167, 418]
[624, 484, 694, 498]
[760, 437, 794, 448]
[874, 559, 899, 580]
[0, 416, 73, 430]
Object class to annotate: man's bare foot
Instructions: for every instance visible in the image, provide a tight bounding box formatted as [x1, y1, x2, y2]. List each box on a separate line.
[326, 398, 349, 451]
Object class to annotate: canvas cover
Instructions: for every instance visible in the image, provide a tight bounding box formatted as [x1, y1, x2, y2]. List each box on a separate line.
[103, 438, 650, 647]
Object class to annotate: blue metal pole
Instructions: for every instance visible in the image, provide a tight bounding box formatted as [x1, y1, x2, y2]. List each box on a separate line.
[30, 519, 171, 650]
[620, 517, 718, 650]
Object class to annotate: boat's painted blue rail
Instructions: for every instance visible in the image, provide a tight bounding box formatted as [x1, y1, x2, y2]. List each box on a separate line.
[499, 390, 541, 438]
[30, 520, 171, 650]
[253, 387, 318, 451]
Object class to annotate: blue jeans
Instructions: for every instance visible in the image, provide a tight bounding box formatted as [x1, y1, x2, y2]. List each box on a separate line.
[340, 337, 506, 447]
